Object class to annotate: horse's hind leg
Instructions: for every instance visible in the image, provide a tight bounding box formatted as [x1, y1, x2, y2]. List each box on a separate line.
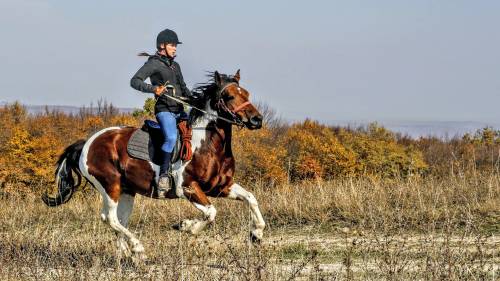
[224, 183, 266, 242]
[116, 193, 135, 258]
[91, 176, 145, 257]
[176, 181, 217, 235]
[104, 187, 144, 256]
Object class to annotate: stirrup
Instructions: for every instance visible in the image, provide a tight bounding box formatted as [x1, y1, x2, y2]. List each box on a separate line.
[156, 174, 172, 197]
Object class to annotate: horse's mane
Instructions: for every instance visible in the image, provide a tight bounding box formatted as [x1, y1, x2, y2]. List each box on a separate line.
[189, 72, 238, 125]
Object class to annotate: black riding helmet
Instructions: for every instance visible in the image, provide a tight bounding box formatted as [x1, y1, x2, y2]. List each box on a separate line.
[156, 29, 182, 49]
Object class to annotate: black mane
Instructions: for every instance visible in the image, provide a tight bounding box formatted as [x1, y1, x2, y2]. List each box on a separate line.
[189, 72, 238, 125]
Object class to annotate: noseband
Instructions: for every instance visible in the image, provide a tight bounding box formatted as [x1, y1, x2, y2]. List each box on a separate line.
[232, 101, 251, 114]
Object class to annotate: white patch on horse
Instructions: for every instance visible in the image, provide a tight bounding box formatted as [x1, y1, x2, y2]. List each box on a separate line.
[148, 162, 160, 185]
[193, 203, 217, 222]
[79, 127, 145, 255]
[189, 102, 217, 151]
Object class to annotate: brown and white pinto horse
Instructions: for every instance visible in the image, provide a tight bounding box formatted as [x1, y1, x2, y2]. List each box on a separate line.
[43, 70, 265, 258]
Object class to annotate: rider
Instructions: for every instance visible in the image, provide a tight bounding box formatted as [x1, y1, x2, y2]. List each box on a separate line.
[130, 28, 192, 195]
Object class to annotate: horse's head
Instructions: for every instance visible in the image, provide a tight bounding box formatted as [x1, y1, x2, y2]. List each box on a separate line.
[212, 70, 263, 130]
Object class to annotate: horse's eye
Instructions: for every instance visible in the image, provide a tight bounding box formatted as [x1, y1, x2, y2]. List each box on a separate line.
[224, 95, 235, 101]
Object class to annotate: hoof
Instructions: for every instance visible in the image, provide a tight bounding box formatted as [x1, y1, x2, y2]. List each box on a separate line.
[131, 242, 145, 254]
[134, 252, 147, 260]
[250, 232, 262, 244]
[172, 222, 181, 231]
[172, 220, 192, 232]
[130, 252, 148, 268]
[173, 220, 193, 232]
[172, 219, 205, 235]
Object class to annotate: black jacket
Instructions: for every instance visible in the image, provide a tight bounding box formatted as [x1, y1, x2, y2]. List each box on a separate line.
[130, 54, 191, 114]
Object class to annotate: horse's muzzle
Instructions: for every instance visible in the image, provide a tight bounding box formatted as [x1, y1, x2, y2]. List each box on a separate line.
[249, 115, 263, 129]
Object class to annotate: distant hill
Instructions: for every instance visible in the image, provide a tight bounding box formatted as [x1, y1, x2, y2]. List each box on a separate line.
[328, 120, 500, 139]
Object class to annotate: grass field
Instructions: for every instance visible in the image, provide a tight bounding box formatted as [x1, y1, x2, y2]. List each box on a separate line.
[0, 174, 498, 280]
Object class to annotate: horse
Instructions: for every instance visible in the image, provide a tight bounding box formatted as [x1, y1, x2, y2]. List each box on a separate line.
[42, 70, 266, 259]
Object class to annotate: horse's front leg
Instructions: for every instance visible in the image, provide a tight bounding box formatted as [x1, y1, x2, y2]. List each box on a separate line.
[174, 181, 217, 235]
[224, 183, 266, 242]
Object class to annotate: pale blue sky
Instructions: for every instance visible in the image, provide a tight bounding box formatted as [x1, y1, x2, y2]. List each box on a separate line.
[0, 0, 499, 122]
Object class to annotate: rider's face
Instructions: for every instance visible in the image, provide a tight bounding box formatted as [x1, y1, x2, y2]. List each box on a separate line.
[164, 43, 177, 58]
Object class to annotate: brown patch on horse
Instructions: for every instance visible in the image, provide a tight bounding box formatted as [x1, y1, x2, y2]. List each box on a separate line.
[182, 122, 235, 198]
[116, 128, 158, 197]
[87, 127, 158, 200]
[86, 129, 123, 202]
[183, 181, 211, 206]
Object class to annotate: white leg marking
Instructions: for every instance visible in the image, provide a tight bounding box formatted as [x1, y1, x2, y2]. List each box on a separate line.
[179, 204, 217, 235]
[116, 193, 135, 256]
[117, 193, 135, 226]
[105, 196, 144, 253]
[228, 184, 266, 240]
[193, 203, 217, 222]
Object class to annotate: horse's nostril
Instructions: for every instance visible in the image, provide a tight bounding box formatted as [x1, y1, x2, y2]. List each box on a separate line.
[250, 116, 263, 127]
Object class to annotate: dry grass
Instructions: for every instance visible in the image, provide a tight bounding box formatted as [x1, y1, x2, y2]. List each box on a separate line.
[0, 173, 498, 280]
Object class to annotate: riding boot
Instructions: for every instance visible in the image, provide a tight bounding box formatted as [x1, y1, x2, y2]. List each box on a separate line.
[157, 151, 172, 196]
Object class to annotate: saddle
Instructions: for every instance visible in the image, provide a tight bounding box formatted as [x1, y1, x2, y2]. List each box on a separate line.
[127, 119, 193, 165]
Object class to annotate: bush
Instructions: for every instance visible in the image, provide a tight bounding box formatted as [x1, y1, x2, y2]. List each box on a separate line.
[1, 101, 498, 193]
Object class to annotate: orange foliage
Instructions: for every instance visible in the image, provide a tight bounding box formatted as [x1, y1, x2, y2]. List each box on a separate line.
[233, 126, 287, 185]
[1, 101, 496, 194]
[283, 119, 357, 179]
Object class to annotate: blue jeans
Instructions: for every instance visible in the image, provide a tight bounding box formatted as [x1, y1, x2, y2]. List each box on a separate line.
[156, 112, 180, 153]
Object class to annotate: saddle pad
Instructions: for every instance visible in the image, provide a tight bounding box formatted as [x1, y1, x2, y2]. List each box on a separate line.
[127, 128, 181, 165]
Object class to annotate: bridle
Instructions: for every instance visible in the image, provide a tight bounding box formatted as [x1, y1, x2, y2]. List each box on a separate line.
[215, 82, 252, 126]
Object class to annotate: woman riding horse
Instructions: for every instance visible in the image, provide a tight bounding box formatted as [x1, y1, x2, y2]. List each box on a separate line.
[130, 28, 191, 196]
[43, 69, 266, 260]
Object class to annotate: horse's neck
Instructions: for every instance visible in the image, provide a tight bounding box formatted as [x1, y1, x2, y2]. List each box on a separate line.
[191, 101, 233, 157]
[213, 121, 232, 156]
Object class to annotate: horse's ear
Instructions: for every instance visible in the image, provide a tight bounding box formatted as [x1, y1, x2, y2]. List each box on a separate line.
[214, 71, 222, 87]
[234, 69, 240, 82]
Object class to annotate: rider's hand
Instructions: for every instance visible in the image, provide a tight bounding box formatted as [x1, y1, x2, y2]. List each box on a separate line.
[154, 85, 166, 97]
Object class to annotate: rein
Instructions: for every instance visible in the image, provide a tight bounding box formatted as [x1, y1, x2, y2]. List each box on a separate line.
[161, 94, 243, 126]
[161, 82, 250, 127]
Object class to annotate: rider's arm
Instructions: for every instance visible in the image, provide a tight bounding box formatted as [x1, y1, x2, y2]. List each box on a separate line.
[130, 61, 158, 94]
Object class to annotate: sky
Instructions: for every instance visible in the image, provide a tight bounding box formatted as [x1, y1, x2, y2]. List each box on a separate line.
[0, 0, 499, 123]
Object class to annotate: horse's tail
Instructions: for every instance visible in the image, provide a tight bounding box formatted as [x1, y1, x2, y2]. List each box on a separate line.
[42, 139, 86, 207]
